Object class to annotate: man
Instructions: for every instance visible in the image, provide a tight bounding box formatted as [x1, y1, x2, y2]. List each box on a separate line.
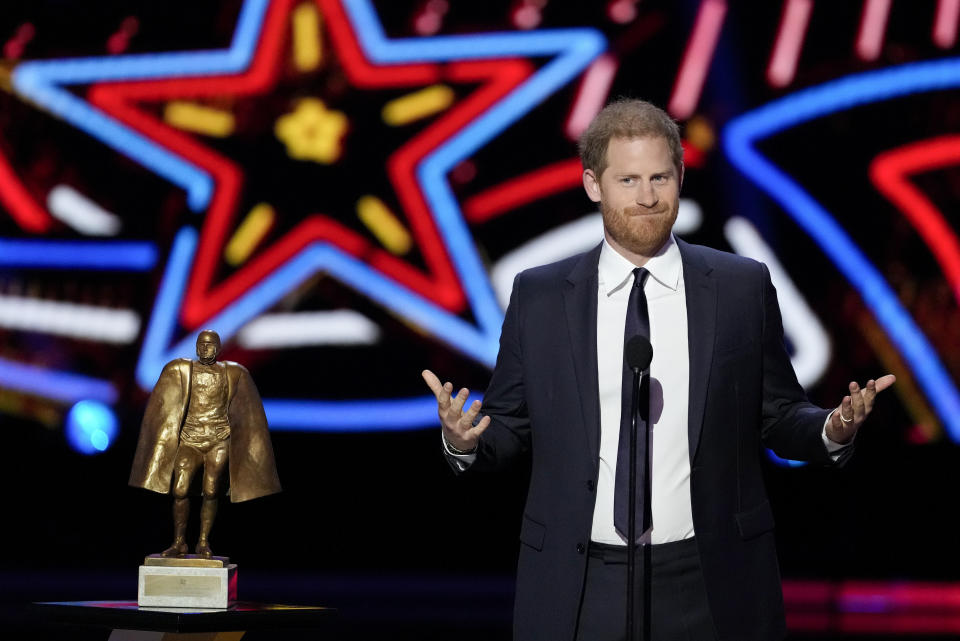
[422, 99, 894, 640]
[129, 329, 281, 558]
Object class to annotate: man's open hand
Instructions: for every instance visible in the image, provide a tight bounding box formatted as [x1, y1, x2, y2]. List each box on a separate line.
[825, 374, 896, 444]
[422, 369, 490, 452]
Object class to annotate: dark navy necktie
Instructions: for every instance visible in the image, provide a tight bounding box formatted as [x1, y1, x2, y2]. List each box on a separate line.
[614, 267, 651, 542]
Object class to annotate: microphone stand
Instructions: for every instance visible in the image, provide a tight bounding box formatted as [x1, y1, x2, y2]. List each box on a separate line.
[626, 364, 641, 641]
[626, 364, 652, 641]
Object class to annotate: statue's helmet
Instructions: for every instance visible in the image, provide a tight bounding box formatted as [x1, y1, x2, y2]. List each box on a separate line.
[196, 329, 222, 361]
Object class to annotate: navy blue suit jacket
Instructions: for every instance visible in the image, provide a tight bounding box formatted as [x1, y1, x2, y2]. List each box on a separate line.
[459, 239, 846, 641]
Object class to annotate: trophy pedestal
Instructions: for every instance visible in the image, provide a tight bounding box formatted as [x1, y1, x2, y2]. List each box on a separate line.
[137, 555, 237, 608]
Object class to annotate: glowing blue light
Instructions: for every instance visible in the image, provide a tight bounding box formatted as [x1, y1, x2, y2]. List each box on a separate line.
[65, 400, 118, 455]
[265, 396, 459, 431]
[0, 239, 157, 270]
[0, 356, 117, 404]
[765, 449, 807, 468]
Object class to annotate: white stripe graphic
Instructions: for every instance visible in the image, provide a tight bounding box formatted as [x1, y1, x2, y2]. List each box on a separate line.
[0, 295, 140, 343]
[237, 310, 381, 348]
[47, 184, 122, 236]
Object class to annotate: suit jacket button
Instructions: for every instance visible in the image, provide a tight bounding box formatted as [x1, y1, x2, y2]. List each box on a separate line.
[586, 480, 595, 492]
[576, 543, 585, 554]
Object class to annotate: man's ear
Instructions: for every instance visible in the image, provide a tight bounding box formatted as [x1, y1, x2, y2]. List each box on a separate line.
[582, 168, 601, 203]
[678, 162, 685, 192]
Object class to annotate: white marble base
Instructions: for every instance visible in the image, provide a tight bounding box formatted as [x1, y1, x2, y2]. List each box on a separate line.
[137, 563, 237, 608]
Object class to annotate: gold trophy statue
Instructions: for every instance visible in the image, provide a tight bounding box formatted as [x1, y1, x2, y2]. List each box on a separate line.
[129, 329, 280, 607]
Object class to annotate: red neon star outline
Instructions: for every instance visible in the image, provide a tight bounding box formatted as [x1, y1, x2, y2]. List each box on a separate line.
[869, 135, 960, 305]
[85, 0, 532, 328]
[0, 146, 52, 233]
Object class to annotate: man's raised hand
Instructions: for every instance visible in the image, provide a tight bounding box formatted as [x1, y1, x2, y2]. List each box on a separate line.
[825, 374, 896, 445]
[422, 369, 490, 453]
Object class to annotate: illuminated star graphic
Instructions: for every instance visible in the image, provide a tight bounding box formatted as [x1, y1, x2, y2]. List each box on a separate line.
[723, 59, 960, 439]
[10, 0, 605, 429]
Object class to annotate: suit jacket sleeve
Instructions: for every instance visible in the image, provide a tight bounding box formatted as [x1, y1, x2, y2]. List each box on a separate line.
[758, 263, 847, 465]
[455, 274, 532, 474]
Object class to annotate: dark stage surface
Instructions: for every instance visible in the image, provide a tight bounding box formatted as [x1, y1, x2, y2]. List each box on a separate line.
[5, 571, 960, 640]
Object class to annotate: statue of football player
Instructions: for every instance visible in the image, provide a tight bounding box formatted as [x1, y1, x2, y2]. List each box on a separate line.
[129, 329, 281, 558]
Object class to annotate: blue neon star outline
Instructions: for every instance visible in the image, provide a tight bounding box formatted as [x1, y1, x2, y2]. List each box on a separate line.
[10, 0, 605, 430]
[724, 58, 960, 441]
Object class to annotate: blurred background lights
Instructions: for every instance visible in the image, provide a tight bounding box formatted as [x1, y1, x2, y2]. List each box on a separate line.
[766, 449, 808, 469]
[65, 400, 118, 455]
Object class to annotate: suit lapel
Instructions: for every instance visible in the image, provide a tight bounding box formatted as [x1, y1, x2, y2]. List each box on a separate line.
[562, 243, 603, 463]
[678, 239, 716, 464]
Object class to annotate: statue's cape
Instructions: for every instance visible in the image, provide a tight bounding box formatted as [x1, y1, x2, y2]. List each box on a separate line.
[128, 359, 281, 502]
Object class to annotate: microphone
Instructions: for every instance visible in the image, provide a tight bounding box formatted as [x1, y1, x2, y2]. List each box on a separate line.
[625, 335, 653, 373]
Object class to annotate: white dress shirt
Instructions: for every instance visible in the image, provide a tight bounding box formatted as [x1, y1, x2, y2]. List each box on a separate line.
[592, 234, 692, 544]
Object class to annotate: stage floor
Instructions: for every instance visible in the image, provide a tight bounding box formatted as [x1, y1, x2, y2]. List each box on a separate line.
[2, 570, 959, 640]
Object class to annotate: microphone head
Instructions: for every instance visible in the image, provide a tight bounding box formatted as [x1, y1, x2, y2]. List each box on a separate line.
[625, 335, 653, 371]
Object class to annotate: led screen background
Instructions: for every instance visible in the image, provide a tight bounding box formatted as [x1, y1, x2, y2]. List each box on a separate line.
[1, 0, 959, 589]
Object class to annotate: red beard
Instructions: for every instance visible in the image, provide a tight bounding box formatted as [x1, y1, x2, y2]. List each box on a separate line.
[601, 201, 679, 258]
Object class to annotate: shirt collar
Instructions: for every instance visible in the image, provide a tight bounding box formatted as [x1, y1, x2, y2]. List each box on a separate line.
[598, 233, 682, 295]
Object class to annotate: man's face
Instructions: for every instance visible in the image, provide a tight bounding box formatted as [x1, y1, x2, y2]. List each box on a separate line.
[196, 335, 220, 364]
[582, 136, 682, 259]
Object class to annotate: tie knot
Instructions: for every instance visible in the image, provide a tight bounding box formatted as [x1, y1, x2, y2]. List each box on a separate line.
[632, 267, 649, 289]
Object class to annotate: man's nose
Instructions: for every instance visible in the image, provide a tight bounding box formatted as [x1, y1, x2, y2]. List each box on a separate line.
[635, 183, 658, 208]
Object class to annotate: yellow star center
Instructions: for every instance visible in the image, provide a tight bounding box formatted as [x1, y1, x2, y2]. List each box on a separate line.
[274, 98, 348, 164]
